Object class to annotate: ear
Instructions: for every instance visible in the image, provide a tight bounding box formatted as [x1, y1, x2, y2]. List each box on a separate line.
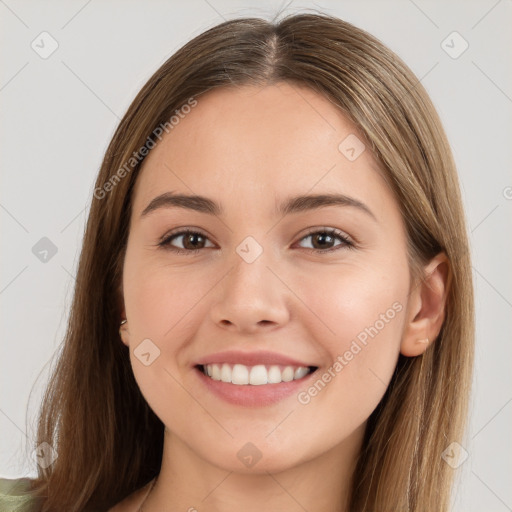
[116, 275, 130, 346]
[118, 286, 131, 347]
[400, 252, 450, 357]
[119, 319, 130, 347]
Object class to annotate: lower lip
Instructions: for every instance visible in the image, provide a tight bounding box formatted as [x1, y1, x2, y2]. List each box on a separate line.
[194, 366, 318, 407]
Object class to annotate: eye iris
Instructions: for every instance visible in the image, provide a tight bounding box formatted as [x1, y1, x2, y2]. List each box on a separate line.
[312, 232, 335, 249]
[167, 230, 346, 252]
[183, 232, 205, 250]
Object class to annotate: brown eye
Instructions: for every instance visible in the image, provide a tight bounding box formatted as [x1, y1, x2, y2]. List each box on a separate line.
[181, 232, 207, 250]
[158, 227, 353, 256]
[297, 229, 353, 252]
[159, 230, 214, 254]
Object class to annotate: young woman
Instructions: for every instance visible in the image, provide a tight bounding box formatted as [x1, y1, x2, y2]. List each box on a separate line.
[0, 11, 474, 512]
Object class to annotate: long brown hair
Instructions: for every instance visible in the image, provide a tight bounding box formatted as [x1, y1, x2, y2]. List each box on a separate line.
[27, 12, 474, 511]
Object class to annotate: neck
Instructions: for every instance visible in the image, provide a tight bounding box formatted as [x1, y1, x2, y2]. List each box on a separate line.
[142, 426, 364, 512]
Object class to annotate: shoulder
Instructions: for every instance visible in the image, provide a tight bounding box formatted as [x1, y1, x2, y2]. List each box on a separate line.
[0, 477, 40, 511]
[0, 476, 154, 512]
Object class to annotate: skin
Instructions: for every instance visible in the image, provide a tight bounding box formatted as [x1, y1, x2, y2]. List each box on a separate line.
[113, 82, 448, 512]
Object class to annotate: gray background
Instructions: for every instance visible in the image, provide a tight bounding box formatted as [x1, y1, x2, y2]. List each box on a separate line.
[1, 1, 511, 510]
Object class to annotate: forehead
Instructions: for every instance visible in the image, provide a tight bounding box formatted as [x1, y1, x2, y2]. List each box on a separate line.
[131, 83, 396, 220]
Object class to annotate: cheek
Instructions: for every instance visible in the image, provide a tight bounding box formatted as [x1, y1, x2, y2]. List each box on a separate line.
[291, 264, 406, 419]
[123, 251, 212, 341]
[300, 259, 407, 354]
[122, 254, 219, 405]
[121, 253, 210, 427]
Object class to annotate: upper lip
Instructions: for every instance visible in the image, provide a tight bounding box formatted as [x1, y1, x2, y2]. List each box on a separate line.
[193, 350, 317, 368]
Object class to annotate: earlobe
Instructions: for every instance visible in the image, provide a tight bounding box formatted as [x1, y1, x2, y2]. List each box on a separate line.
[400, 253, 449, 357]
[119, 318, 130, 347]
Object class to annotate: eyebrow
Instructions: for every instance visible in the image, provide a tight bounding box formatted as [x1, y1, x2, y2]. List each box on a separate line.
[140, 191, 377, 221]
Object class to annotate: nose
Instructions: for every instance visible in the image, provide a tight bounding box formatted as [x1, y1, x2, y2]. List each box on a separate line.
[209, 251, 291, 334]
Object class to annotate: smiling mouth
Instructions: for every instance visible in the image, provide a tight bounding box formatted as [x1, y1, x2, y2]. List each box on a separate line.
[196, 363, 318, 385]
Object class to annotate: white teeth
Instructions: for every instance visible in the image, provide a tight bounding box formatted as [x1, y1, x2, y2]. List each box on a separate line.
[249, 365, 268, 385]
[281, 366, 294, 382]
[202, 363, 312, 385]
[231, 364, 249, 385]
[211, 364, 221, 380]
[294, 367, 309, 379]
[220, 363, 232, 383]
[267, 365, 282, 384]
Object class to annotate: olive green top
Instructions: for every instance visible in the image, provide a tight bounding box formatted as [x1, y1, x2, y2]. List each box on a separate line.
[0, 478, 41, 512]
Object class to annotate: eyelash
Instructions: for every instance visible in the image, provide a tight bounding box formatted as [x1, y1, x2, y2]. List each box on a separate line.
[157, 227, 354, 255]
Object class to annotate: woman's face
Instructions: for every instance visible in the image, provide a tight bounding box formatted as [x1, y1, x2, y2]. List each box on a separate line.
[121, 82, 414, 473]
